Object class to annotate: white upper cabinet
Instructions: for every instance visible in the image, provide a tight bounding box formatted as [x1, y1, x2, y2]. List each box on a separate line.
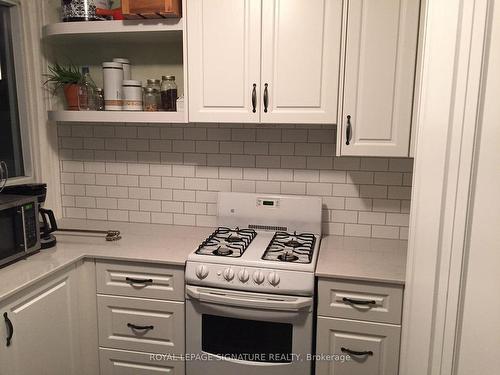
[188, 0, 342, 123]
[187, 0, 261, 123]
[338, 0, 420, 156]
[260, 0, 342, 123]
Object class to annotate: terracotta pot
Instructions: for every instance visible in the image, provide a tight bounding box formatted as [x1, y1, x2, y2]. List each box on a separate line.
[63, 84, 80, 110]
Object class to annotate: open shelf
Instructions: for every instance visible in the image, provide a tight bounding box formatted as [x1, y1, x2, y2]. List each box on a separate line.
[48, 110, 186, 124]
[43, 19, 183, 43]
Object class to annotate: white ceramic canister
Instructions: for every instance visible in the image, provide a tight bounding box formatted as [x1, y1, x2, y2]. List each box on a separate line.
[113, 58, 131, 80]
[122, 80, 143, 111]
[102, 62, 123, 110]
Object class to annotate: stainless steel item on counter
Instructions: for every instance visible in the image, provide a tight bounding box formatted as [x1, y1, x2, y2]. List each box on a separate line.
[61, 0, 98, 22]
[113, 58, 131, 80]
[122, 80, 143, 111]
[102, 62, 123, 110]
[96, 88, 105, 110]
[0, 195, 40, 268]
[185, 192, 322, 375]
[56, 228, 121, 241]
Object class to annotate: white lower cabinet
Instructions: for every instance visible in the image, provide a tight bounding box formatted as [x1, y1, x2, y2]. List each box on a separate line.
[100, 347, 185, 375]
[0, 261, 98, 375]
[96, 261, 186, 375]
[316, 317, 400, 375]
[315, 278, 403, 375]
[97, 295, 185, 354]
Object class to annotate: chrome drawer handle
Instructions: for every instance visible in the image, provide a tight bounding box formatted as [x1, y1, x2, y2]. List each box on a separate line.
[342, 297, 376, 306]
[125, 277, 153, 285]
[127, 323, 154, 331]
[341, 347, 373, 356]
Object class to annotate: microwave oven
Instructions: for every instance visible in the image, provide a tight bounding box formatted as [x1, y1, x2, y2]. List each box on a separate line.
[0, 195, 40, 268]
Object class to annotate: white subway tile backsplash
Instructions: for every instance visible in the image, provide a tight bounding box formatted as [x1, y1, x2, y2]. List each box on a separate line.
[58, 123, 413, 240]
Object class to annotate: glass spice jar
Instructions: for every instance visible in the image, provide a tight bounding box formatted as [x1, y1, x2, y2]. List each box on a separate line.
[160, 75, 177, 112]
[143, 87, 159, 112]
[146, 79, 161, 109]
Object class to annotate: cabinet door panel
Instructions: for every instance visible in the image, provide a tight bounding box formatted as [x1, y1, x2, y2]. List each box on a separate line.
[2, 270, 81, 375]
[316, 317, 400, 375]
[99, 348, 184, 374]
[261, 0, 342, 123]
[188, 0, 261, 122]
[340, 0, 419, 156]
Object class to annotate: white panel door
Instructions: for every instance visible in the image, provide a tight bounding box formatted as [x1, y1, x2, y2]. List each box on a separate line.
[187, 0, 261, 122]
[339, 0, 420, 156]
[1, 268, 81, 375]
[316, 317, 400, 375]
[260, 0, 342, 123]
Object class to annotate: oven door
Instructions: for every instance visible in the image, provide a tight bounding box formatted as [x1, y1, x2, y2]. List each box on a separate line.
[185, 285, 313, 375]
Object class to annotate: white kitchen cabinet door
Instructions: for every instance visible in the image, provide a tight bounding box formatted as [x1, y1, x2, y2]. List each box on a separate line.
[260, 0, 342, 123]
[339, 0, 420, 156]
[316, 316, 400, 375]
[0, 267, 82, 375]
[187, 0, 262, 123]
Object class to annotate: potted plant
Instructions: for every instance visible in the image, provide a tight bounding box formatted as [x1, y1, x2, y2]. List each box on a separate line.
[44, 63, 83, 110]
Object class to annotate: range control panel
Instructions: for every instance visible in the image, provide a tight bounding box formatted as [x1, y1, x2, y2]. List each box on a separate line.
[185, 262, 314, 296]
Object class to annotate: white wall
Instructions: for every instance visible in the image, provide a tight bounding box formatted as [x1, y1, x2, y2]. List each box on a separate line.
[455, 1, 500, 373]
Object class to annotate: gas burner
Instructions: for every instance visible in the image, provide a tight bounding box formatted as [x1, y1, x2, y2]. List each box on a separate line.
[213, 247, 233, 256]
[196, 227, 257, 257]
[278, 250, 299, 262]
[262, 231, 316, 264]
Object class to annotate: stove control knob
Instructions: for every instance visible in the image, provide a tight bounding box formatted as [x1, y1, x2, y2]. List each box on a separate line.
[268, 272, 280, 286]
[195, 265, 209, 280]
[238, 269, 250, 283]
[223, 268, 235, 281]
[253, 270, 265, 285]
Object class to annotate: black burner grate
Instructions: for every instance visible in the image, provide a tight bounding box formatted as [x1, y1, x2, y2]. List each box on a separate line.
[262, 231, 316, 264]
[196, 227, 257, 257]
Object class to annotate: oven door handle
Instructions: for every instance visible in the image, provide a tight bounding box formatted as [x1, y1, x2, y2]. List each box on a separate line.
[186, 285, 312, 312]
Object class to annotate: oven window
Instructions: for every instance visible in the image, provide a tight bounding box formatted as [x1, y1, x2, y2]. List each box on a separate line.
[202, 314, 293, 363]
[0, 208, 17, 259]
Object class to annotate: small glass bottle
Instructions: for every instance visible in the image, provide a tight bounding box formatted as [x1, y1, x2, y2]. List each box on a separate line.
[146, 79, 161, 109]
[143, 87, 159, 112]
[96, 88, 105, 111]
[78, 66, 97, 110]
[160, 75, 177, 112]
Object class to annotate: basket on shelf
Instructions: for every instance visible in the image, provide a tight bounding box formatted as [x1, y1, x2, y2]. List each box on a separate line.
[121, 0, 182, 19]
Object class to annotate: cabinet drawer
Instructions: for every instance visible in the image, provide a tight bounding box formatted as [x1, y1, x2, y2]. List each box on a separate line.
[99, 347, 185, 374]
[317, 279, 403, 324]
[316, 316, 400, 375]
[97, 295, 184, 354]
[96, 260, 184, 301]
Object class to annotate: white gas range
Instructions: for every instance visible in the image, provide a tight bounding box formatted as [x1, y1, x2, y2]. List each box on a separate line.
[185, 192, 322, 375]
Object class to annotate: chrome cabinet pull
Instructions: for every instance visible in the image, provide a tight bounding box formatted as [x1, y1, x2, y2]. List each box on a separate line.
[252, 84, 257, 113]
[263, 83, 269, 113]
[346, 115, 352, 145]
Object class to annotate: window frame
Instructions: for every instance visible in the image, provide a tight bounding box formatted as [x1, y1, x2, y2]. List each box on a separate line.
[1, 0, 34, 185]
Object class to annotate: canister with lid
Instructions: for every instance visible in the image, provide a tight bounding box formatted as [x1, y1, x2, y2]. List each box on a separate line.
[113, 58, 131, 80]
[143, 87, 159, 112]
[102, 62, 123, 110]
[122, 80, 143, 111]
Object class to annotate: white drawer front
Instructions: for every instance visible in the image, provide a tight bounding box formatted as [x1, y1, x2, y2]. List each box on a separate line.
[317, 279, 403, 324]
[98, 295, 185, 355]
[316, 317, 400, 375]
[96, 261, 184, 301]
[99, 347, 185, 375]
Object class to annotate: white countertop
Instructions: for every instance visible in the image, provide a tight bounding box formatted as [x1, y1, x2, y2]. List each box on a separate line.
[0, 219, 213, 303]
[315, 235, 407, 285]
[0, 219, 407, 304]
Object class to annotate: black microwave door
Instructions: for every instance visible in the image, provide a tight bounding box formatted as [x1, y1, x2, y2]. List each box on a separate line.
[0, 207, 23, 260]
